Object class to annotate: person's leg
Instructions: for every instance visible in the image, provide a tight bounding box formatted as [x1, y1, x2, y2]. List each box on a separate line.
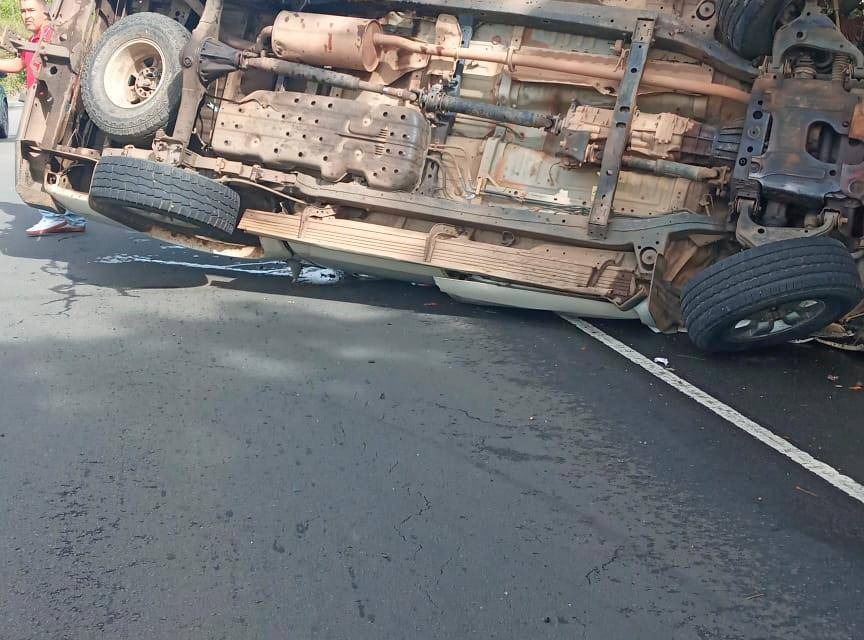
[26, 208, 86, 236]
[62, 212, 87, 229]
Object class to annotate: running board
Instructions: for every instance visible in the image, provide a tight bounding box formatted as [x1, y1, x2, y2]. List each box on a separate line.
[239, 208, 640, 302]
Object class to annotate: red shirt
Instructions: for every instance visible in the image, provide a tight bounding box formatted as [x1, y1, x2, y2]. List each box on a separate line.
[22, 25, 53, 88]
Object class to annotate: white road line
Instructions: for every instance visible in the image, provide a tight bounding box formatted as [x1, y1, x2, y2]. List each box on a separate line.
[563, 316, 864, 507]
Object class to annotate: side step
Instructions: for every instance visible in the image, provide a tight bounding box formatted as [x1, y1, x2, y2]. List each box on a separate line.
[239, 208, 639, 302]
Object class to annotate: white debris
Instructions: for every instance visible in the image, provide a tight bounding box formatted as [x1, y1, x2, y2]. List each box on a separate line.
[297, 266, 343, 284]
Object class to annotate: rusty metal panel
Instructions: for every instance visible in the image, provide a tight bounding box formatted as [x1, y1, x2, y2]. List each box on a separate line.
[210, 91, 430, 191]
[480, 138, 708, 216]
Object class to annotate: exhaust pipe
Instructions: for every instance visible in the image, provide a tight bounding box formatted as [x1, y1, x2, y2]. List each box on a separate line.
[261, 12, 750, 104]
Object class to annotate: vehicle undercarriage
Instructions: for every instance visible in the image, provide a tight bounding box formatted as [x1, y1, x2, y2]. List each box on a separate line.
[9, 0, 864, 350]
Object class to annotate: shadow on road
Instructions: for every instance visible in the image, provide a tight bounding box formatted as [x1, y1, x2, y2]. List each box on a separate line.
[0, 201, 213, 292]
[0, 198, 517, 322]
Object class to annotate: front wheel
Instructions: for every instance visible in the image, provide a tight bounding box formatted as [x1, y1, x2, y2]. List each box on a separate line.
[681, 237, 863, 352]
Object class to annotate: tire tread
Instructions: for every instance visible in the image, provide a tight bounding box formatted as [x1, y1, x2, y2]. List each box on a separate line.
[715, 0, 783, 59]
[90, 156, 241, 234]
[681, 237, 862, 351]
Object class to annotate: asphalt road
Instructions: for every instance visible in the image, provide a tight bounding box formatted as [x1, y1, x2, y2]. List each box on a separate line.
[2, 106, 864, 640]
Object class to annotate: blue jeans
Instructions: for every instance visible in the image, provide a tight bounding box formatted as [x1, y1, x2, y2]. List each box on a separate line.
[39, 209, 87, 227]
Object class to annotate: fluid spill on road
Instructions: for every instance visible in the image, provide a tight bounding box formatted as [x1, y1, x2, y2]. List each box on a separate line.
[94, 254, 344, 284]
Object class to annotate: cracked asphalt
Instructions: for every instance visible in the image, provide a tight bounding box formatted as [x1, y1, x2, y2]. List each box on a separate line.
[3, 107, 864, 639]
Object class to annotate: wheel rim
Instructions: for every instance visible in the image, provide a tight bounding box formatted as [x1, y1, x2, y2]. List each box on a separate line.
[724, 299, 827, 344]
[103, 38, 166, 109]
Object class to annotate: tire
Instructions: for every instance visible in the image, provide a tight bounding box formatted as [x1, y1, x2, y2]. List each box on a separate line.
[82, 13, 189, 143]
[716, 0, 789, 59]
[89, 156, 241, 235]
[681, 237, 863, 352]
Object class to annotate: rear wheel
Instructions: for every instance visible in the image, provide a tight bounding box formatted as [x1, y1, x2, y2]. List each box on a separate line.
[681, 237, 863, 352]
[82, 12, 189, 143]
[89, 156, 242, 236]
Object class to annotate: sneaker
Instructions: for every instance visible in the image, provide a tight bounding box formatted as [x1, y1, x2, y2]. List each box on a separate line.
[26, 219, 86, 237]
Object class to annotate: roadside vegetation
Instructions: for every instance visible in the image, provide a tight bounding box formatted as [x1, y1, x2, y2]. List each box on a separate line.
[0, 0, 24, 96]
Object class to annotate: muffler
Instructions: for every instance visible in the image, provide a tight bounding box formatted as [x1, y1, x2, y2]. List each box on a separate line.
[270, 12, 382, 72]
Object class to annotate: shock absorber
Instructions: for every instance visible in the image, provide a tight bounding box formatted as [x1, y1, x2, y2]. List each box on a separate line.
[832, 53, 851, 83]
[794, 53, 817, 79]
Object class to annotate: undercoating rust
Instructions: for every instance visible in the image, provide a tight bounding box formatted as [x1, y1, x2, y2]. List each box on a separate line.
[208, 90, 431, 191]
[587, 17, 654, 239]
[559, 106, 735, 166]
[11, 0, 864, 334]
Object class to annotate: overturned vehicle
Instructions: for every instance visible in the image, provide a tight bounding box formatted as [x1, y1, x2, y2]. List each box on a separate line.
[12, 0, 864, 350]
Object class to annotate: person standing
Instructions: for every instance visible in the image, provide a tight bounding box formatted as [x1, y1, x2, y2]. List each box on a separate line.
[0, 0, 86, 237]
